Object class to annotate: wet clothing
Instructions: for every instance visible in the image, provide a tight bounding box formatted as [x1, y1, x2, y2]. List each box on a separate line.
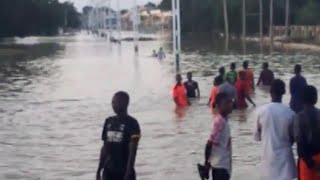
[212, 168, 230, 180]
[290, 75, 307, 113]
[294, 108, 320, 180]
[209, 114, 232, 176]
[258, 69, 274, 86]
[184, 80, 199, 98]
[219, 82, 236, 101]
[101, 115, 141, 180]
[103, 169, 136, 180]
[239, 69, 254, 92]
[225, 70, 237, 85]
[209, 86, 219, 107]
[254, 103, 297, 180]
[235, 80, 250, 109]
[173, 84, 189, 106]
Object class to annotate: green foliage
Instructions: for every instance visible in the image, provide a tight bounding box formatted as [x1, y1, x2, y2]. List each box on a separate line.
[158, 0, 320, 35]
[0, 0, 80, 37]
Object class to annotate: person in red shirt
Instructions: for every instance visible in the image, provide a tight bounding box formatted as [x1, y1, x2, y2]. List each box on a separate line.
[235, 71, 256, 109]
[172, 74, 190, 107]
[208, 76, 224, 108]
[239, 61, 255, 92]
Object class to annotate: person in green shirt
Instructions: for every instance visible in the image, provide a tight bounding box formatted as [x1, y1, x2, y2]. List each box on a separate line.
[225, 63, 237, 85]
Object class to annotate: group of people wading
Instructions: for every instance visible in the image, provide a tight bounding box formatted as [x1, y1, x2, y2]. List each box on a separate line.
[172, 61, 320, 180]
[95, 61, 320, 180]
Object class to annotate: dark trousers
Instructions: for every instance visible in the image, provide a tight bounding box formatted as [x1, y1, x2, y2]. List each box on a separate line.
[103, 169, 136, 180]
[212, 168, 230, 180]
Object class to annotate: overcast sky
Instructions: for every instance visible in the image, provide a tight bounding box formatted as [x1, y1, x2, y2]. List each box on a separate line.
[59, 0, 162, 12]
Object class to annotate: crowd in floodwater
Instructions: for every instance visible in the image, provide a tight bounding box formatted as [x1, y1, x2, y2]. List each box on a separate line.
[96, 60, 320, 180]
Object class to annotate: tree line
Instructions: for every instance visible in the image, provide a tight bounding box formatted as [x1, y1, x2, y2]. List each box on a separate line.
[158, 0, 320, 36]
[0, 0, 81, 37]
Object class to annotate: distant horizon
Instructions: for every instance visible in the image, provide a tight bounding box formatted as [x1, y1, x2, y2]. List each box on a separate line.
[59, 0, 162, 12]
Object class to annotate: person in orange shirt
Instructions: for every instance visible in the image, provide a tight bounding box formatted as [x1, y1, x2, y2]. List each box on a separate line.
[235, 71, 256, 109]
[172, 74, 190, 107]
[208, 76, 224, 108]
[239, 61, 255, 92]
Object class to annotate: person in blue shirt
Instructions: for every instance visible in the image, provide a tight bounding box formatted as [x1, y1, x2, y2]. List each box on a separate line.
[290, 64, 308, 113]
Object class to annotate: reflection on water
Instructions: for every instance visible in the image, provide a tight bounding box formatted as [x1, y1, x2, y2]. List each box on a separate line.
[1, 32, 320, 180]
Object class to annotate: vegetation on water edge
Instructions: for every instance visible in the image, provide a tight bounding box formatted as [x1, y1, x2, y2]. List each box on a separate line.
[158, 0, 320, 36]
[0, 0, 81, 37]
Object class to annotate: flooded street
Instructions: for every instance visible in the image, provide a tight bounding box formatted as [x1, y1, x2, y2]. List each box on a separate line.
[1, 33, 320, 180]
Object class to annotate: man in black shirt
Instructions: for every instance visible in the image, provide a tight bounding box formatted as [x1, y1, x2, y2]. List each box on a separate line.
[96, 91, 141, 180]
[184, 72, 200, 98]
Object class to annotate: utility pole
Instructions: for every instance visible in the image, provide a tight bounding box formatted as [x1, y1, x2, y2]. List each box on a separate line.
[269, 0, 274, 53]
[242, 0, 246, 40]
[117, 0, 122, 42]
[223, 0, 229, 44]
[285, 0, 290, 38]
[172, 0, 181, 73]
[259, 0, 263, 50]
[133, 0, 139, 53]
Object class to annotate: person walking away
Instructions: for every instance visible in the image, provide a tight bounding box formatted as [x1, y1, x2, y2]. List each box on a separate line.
[217, 67, 226, 81]
[184, 72, 200, 98]
[290, 64, 307, 113]
[235, 71, 255, 109]
[173, 74, 190, 107]
[225, 63, 237, 85]
[239, 61, 255, 92]
[254, 79, 297, 180]
[294, 85, 320, 180]
[203, 93, 234, 180]
[157, 47, 166, 60]
[219, 77, 236, 106]
[208, 76, 224, 108]
[257, 62, 274, 86]
[96, 91, 141, 180]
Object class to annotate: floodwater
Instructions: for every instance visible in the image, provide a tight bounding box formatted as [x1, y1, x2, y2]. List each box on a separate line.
[1, 32, 320, 180]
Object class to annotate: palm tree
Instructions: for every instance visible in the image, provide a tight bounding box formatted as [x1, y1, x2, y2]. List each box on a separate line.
[259, 0, 263, 46]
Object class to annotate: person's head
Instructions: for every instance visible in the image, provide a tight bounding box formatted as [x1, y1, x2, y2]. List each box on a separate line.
[160, 47, 163, 51]
[176, 74, 182, 84]
[263, 62, 269, 70]
[153, 50, 156, 53]
[215, 93, 233, 115]
[214, 76, 224, 86]
[270, 79, 286, 102]
[302, 85, 318, 107]
[219, 67, 225, 75]
[294, 64, 302, 75]
[243, 61, 249, 69]
[187, 72, 192, 81]
[230, 63, 236, 70]
[239, 71, 247, 80]
[112, 91, 130, 115]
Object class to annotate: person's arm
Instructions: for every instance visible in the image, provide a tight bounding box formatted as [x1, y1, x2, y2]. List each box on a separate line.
[251, 75, 255, 91]
[254, 112, 262, 141]
[124, 138, 140, 180]
[205, 141, 213, 167]
[124, 121, 141, 180]
[257, 72, 262, 86]
[196, 82, 200, 98]
[174, 97, 180, 106]
[290, 79, 294, 95]
[96, 144, 106, 180]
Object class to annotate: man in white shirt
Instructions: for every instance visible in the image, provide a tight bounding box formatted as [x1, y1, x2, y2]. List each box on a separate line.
[254, 79, 297, 180]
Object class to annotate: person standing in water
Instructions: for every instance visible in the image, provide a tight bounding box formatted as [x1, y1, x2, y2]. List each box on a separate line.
[152, 50, 158, 57]
[184, 72, 200, 98]
[208, 76, 224, 108]
[96, 91, 141, 180]
[257, 62, 274, 86]
[235, 71, 255, 109]
[157, 47, 166, 60]
[294, 85, 320, 180]
[254, 79, 297, 180]
[203, 93, 234, 180]
[217, 67, 226, 81]
[225, 63, 237, 85]
[290, 64, 308, 113]
[173, 74, 190, 107]
[219, 77, 236, 104]
[239, 61, 255, 92]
